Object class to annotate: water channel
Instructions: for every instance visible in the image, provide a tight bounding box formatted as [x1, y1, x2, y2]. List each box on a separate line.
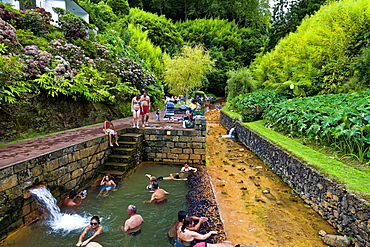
[205, 110, 337, 247]
[1, 163, 189, 247]
[1, 109, 339, 247]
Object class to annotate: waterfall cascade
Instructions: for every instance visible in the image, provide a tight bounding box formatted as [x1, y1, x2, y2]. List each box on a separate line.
[29, 186, 89, 234]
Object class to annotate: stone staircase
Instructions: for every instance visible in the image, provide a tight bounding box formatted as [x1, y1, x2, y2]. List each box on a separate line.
[99, 130, 143, 177]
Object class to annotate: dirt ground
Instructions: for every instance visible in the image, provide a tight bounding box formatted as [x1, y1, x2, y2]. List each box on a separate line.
[204, 109, 337, 247]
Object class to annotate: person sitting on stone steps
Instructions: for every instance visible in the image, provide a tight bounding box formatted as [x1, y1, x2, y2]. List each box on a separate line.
[103, 116, 119, 147]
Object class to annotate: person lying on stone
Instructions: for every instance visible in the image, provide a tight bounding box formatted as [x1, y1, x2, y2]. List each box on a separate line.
[168, 211, 208, 239]
[143, 181, 169, 204]
[63, 190, 86, 207]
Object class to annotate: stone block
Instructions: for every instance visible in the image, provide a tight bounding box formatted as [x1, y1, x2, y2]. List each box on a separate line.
[22, 203, 31, 217]
[178, 154, 189, 160]
[0, 175, 18, 191]
[192, 137, 206, 142]
[172, 148, 183, 154]
[52, 167, 66, 180]
[73, 151, 81, 162]
[189, 143, 202, 149]
[47, 159, 59, 171]
[167, 153, 179, 159]
[175, 142, 187, 148]
[72, 168, 84, 179]
[14, 162, 27, 173]
[166, 142, 175, 148]
[189, 154, 201, 160]
[156, 153, 164, 158]
[67, 162, 79, 172]
[58, 173, 71, 186]
[194, 149, 206, 155]
[183, 149, 193, 154]
[64, 179, 77, 190]
[147, 153, 156, 159]
[31, 166, 43, 177]
[80, 149, 90, 159]
[179, 136, 190, 142]
[0, 166, 14, 180]
[11, 185, 23, 199]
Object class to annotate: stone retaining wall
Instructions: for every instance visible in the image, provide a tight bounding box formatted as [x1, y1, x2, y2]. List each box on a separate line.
[0, 134, 113, 240]
[0, 120, 207, 240]
[144, 118, 207, 165]
[220, 111, 370, 247]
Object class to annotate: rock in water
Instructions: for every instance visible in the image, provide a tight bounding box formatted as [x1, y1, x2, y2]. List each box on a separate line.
[319, 230, 351, 247]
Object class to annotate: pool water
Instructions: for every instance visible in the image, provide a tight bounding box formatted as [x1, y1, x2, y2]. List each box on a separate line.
[1, 163, 189, 247]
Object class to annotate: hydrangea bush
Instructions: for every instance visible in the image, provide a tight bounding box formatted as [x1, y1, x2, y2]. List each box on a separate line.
[19, 45, 53, 79]
[0, 19, 20, 48]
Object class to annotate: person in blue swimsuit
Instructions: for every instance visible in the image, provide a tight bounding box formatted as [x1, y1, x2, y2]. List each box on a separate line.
[76, 216, 104, 246]
[97, 173, 116, 197]
[131, 93, 141, 128]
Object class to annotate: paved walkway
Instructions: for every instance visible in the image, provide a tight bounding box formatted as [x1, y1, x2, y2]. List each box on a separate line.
[0, 112, 184, 168]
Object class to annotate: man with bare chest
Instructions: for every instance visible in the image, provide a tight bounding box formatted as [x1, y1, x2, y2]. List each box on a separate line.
[140, 91, 151, 127]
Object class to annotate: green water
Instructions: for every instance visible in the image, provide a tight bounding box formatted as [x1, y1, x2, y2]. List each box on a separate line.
[2, 163, 189, 247]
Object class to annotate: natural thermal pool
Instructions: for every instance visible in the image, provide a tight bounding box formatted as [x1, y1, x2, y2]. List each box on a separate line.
[1, 163, 189, 247]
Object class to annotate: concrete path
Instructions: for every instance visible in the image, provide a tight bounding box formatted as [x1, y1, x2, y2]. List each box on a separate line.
[0, 112, 184, 168]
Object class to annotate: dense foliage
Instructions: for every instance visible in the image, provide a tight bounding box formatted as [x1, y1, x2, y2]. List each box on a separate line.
[264, 91, 370, 162]
[228, 90, 288, 121]
[164, 44, 214, 96]
[177, 18, 266, 96]
[245, 0, 370, 97]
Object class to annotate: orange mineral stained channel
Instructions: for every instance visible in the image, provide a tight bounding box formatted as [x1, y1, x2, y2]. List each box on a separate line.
[205, 110, 336, 247]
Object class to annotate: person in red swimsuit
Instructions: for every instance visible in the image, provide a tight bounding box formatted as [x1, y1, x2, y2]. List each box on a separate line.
[140, 90, 151, 127]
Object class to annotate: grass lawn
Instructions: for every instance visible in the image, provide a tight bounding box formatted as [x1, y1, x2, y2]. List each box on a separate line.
[222, 107, 370, 197]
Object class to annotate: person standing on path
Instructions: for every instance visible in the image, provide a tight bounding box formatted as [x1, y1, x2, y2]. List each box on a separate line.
[131, 93, 141, 128]
[140, 90, 151, 127]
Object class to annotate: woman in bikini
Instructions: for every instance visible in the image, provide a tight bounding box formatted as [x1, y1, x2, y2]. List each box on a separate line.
[176, 217, 234, 247]
[131, 93, 141, 128]
[76, 216, 104, 246]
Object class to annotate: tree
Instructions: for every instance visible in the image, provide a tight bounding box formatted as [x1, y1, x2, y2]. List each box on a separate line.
[106, 0, 130, 17]
[164, 44, 214, 96]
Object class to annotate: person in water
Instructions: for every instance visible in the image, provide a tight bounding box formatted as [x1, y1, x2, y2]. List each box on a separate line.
[145, 174, 187, 191]
[168, 211, 208, 239]
[180, 162, 197, 173]
[176, 216, 235, 247]
[143, 181, 169, 204]
[63, 190, 86, 207]
[98, 173, 116, 197]
[76, 216, 104, 246]
[103, 116, 119, 147]
[121, 204, 144, 235]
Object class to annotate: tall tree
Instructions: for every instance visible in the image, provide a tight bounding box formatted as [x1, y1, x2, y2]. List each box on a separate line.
[164, 44, 214, 96]
[266, 0, 328, 51]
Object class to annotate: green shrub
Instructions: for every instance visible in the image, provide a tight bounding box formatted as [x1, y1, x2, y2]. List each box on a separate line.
[16, 29, 48, 50]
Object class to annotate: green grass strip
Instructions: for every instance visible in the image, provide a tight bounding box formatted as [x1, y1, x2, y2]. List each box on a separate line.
[244, 120, 370, 196]
[221, 103, 242, 120]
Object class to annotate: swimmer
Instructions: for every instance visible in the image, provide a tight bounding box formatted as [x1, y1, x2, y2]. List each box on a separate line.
[63, 190, 86, 207]
[168, 211, 208, 239]
[143, 181, 169, 204]
[97, 174, 116, 197]
[176, 217, 235, 247]
[76, 216, 104, 246]
[180, 162, 197, 173]
[86, 243, 103, 247]
[121, 205, 144, 235]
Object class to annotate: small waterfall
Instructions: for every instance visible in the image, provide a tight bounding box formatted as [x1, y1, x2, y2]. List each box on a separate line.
[29, 186, 89, 235]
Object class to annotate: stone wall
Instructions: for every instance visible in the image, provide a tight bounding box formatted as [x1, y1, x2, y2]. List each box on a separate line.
[220, 111, 370, 247]
[0, 134, 113, 240]
[0, 120, 207, 240]
[144, 118, 207, 165]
